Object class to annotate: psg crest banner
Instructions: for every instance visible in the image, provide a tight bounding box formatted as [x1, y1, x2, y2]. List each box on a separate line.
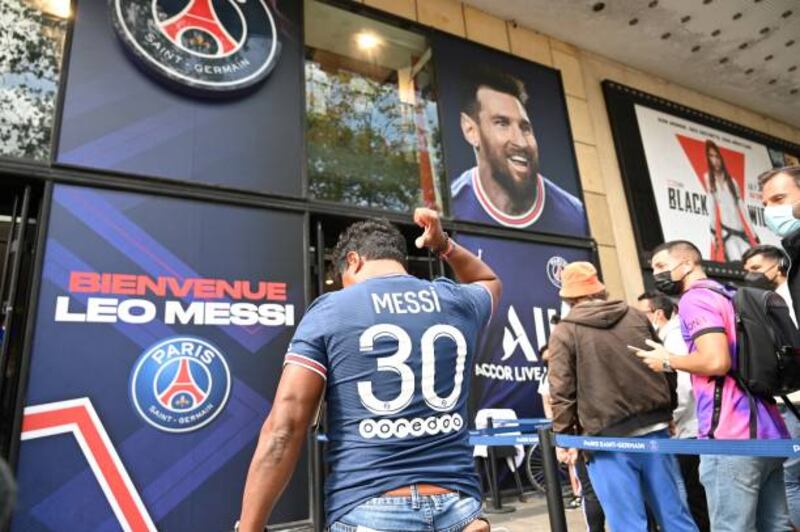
[56, 0, 303, 195]
[635, 105, 785, 263]
[12, 185, 308, 531]
[456, 233, 592, 422]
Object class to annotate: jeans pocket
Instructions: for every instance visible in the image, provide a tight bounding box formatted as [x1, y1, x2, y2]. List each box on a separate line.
[329, 522, 358, 532]
[437, 497, 483, 532]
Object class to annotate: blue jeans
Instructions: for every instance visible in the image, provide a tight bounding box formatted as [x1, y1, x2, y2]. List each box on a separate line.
[699, 455, 791, 532]
[329, 488, 482, 532]
[585, 429, 697, 532]
[781, 405, 800, 527]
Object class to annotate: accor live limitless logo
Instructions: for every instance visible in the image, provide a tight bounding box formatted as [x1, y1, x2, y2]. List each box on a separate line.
[55, 272, 295, 326]
[110, 0, 281, 93]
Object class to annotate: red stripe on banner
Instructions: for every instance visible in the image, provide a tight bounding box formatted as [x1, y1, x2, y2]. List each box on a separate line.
[22, 402, 153, 532]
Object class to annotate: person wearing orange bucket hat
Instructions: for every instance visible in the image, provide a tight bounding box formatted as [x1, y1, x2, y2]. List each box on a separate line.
[548, 262, 697, 532]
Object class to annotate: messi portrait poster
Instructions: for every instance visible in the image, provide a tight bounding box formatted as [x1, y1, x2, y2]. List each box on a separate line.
[432, 33, 589, 238]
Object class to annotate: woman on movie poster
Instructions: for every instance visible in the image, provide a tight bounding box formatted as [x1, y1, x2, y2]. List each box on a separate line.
[705, 140, 758, 261]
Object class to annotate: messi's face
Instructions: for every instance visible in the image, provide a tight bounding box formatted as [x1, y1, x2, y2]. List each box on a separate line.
[472, 88, 539, 193]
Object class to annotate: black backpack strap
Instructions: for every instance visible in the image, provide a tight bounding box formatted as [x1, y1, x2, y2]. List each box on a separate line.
[708, 376, 724, 439]
[782, 396, 800, 423]
[732, 373, 758, 439]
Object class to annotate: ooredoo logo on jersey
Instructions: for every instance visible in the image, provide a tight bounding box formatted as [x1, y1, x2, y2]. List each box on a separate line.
[110, 0, 281, 93]
[130, 336, 231, 432]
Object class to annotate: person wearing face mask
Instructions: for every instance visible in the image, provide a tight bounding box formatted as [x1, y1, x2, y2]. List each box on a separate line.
[548, 262, 695, 532]
[637, 293, 708, 532]
[742, 244, 800, 528]
[741, 245, 796, 325]
[635, 240, 790, 532]
[759, 165, 800, 324]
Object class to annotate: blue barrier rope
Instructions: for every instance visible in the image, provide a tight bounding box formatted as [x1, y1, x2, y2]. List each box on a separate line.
[321, 429, 800, 457]
[472, 425, 547, 436]
[469, 434, 540, 446]
[556, 434, 800, 458]
[492, 418, 551, 425]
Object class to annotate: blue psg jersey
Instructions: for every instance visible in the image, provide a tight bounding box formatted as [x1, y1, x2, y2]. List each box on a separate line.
[450, 167, 588, 236]
[284, 274, 492, 524]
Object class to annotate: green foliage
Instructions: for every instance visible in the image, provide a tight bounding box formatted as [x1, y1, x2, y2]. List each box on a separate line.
[0, 1, 66, 161]
[306, 64, 443, 212]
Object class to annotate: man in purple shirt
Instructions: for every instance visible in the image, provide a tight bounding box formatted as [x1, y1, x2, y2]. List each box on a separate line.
[450, 69, 586, 236]
[636, 240, 790, 531]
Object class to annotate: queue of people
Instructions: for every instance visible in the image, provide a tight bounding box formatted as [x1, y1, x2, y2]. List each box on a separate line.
[233, 165, 800, 532]
[545, 164, 800, 532]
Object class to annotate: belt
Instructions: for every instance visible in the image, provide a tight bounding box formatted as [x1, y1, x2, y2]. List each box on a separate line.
[384, 484, 455, 497]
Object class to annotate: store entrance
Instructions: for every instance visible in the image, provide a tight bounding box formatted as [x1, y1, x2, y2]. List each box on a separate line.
[0, 181, 45, 461]
[310, 214, 444, 297]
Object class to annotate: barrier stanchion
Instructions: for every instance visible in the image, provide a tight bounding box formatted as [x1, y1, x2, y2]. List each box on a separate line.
[483, 417, 514, 514]
[537, 427, 567, 532]
[311, 430, 324, 532]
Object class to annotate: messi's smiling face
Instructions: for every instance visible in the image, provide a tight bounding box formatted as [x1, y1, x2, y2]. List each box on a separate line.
[474, 87, 539, 194]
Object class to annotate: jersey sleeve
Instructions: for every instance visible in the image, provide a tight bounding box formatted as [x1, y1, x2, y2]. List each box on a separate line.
[438, 278, 493, 328]
[679, 290, 727, 341]
[284, 294, 330, 380]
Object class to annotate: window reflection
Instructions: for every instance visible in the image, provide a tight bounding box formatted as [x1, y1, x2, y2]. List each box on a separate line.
[305, 0, 444, 213]
[0, 0, 68, 161]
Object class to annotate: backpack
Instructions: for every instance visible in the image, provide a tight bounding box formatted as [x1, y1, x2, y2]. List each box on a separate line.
[689, 284, 800, 438]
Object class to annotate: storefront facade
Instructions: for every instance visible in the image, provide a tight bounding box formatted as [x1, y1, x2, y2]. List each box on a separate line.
[0, 1, 798, 530]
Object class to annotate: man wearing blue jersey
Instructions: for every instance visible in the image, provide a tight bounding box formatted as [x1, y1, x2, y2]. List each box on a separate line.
[238, 208, 501, 531]
[450, 69, 587, 235]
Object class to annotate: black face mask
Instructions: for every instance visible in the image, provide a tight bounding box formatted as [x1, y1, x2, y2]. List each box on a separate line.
[653, 264, 688, 296]
[653, 271, 681, 295]
[744, 272, 774, 290]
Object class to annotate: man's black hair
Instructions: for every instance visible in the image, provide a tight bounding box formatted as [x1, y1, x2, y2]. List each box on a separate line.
[461, 67, 528, 119]
[741, 244, 788, 274]
[651, 240, 703, 264]
[637, 291, 677, 320]
[332, 218, 407, 276]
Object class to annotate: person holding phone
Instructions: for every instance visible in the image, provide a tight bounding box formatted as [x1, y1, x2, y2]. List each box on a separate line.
[548, 262, 695, 532]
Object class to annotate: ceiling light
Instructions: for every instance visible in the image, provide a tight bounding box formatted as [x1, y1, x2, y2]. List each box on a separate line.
[36, 0, 71, 18]
[324, 278, 334, 286]
[356, 32, 381, 51]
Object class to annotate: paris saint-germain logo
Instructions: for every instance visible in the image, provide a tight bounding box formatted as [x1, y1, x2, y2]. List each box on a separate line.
[110, 0, 281, 94]
[546, 256, 568, 289]
[130, 336, 231, 433]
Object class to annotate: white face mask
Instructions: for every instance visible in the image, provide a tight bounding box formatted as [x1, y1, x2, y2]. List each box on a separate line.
[560, 301, 571, 318]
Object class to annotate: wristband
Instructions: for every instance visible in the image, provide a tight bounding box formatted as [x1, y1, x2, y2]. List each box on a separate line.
[438, 237, 455, 259]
